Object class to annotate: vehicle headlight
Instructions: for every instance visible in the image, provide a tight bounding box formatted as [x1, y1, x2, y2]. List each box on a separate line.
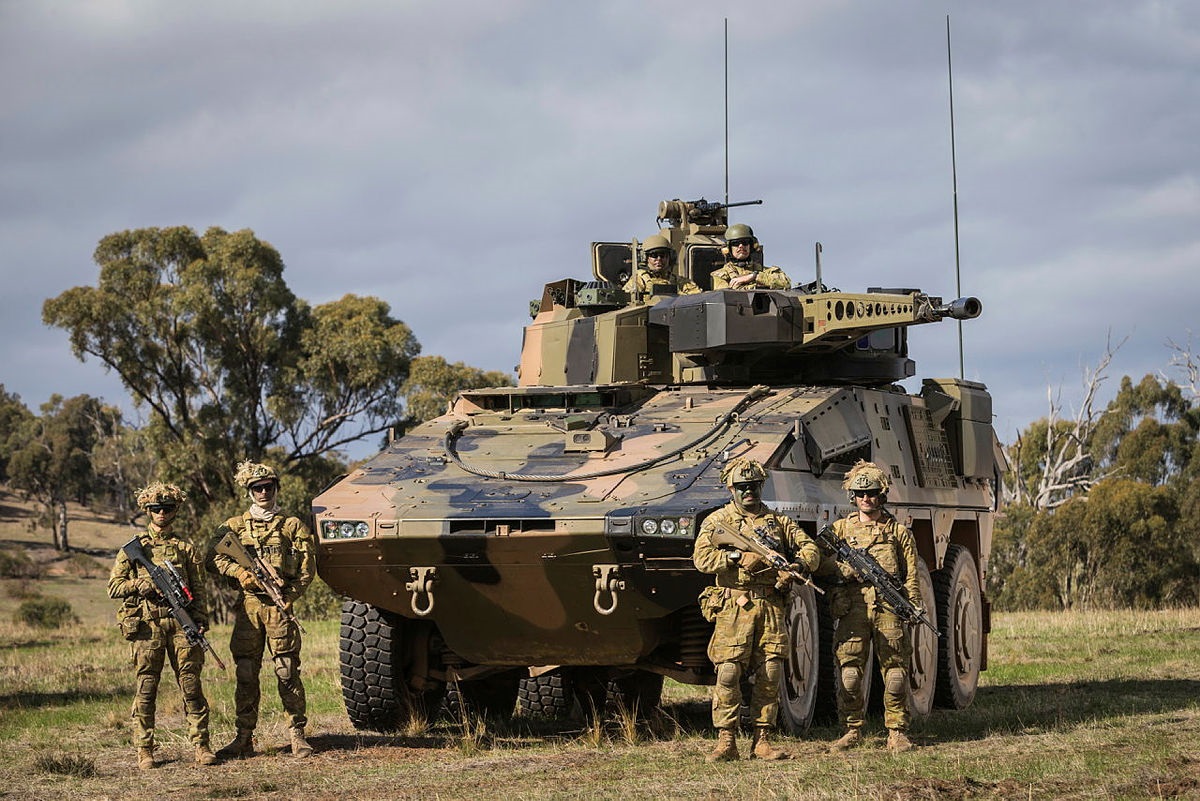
[636, 515, 693, 537]
[320, 519, 371, 540]
[641, 519, 659, 535]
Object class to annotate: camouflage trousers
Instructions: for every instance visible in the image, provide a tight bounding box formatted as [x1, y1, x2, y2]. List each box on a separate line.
[833, 601, 912, 731]
[130, 617, 210, 748]
[229, 595, 306, 731]
[707, 590, 788, 729]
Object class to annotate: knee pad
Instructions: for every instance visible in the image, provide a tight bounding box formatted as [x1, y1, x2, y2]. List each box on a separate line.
[715, 661, 742, 691]
[274, 654, 298, 682]
[840, 665, 862, 695]
[885, 667, 907, 695]
[760, 658, 782, 687]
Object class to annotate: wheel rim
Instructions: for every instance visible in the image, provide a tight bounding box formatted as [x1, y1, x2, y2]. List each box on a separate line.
[953, 569, 981, 677]
[908, 559, 937, 716]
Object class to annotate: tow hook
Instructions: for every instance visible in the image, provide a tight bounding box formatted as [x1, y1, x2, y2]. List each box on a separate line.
[405, 566, 438, 616]
[592, 564, 625, 616]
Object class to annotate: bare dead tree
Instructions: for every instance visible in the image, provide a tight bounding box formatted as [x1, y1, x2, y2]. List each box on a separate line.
[1163, 332, 1199, 400]
[1012, 335, 1125, 511]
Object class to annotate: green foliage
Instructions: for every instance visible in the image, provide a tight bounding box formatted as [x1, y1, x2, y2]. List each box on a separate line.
[14, 596, 80, 628]
[0, 385, 34, 482]
[400, 355, 513, 429]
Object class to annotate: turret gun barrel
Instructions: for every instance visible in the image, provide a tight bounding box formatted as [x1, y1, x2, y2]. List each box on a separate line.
[933, 296, 982, 320]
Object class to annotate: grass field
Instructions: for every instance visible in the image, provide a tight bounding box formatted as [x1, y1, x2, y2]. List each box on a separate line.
[1, 488, 1199, 800]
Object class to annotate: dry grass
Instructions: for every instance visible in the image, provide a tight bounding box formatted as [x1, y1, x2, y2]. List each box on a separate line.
[2, 487, 1199, 799]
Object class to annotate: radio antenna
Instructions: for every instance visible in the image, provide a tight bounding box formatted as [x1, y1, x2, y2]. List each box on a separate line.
[947, 14, 964, 379]
[724, 18, 730, 207]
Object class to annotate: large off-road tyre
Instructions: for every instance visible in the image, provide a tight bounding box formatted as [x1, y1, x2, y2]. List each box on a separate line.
[908, 557, 938, 717]
[779, 584, 821, 733]
[812, 588, 839, 724]
[517, 670, 576, 719]
[339, 599, 439, 731]
[444, 670, 521, 722]
[933, 543, 983, 709]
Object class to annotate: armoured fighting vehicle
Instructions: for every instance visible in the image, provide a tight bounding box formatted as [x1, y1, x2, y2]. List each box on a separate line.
[314, 197, 1002, 732]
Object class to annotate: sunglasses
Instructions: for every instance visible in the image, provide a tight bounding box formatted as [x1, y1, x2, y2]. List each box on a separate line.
[146, 504, 178, 513]
[729, 239, 754, 248]
[732, 482, 762, 493]
[852, 489, 881, 498]
[646, 250, 670, 259]
[249, 482, 277, 493]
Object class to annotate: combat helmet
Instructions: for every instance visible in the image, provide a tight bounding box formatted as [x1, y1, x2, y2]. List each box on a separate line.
[720, 457, 768, 487]
[643, 233, 672, 255]
[724, 223, 756, 245]
[136, 481, 188, 509]
[842, 460, 890, 499]
[234, 460, 280, 489]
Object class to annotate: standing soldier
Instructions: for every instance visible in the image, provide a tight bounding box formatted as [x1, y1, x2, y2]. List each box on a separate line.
[692, 457, 821, 762]
[823, 460, 922, 754]
[108, 482, 216, 770]
[710, 223, 792, 290]
[211, 461, 315, 759]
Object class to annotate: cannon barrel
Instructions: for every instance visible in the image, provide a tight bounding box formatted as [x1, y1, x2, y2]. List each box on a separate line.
[934, 296, 982, 320]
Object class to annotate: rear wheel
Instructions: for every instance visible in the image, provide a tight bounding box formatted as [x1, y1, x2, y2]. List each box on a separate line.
[517, 670, 576, 719]
[339, 600, 441, 731]
[909, 557, 938, 717]
[933, 544, 983, 709]
[779, 584, 820, 733]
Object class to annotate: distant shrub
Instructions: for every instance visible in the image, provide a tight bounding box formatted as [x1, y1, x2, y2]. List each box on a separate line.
[0, 547, 42, 579]
[14, 596, 79, 629]
[34, 753, 97, 778]
[61, 551, 105, 579]
[294, 576, 344, 621]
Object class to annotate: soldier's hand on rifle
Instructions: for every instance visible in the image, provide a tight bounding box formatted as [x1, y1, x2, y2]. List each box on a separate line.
[837, 561, 858, 581]
[739, 551, 767, 573]
[135, 578, 158, 598]
[238, 570, 260, 591]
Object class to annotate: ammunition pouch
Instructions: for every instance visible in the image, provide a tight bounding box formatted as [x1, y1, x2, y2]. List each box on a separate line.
[698, 586, 727, 623]
[118, 600, 148, 641]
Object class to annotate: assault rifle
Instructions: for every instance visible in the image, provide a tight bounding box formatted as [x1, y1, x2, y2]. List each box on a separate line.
[814, 524, 939, 636]
[215, 531, 306, 633]
[710, 519, 824, 595]
[121, 537, 226, 669]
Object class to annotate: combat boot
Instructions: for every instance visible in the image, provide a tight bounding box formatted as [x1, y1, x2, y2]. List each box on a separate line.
[887, 729, 914, 753]
[705, 728, 739, 763]
[195, 742, 217, 766]
[750, 727, 790, 760]
[136, 747, 156, 770]
[829, 728, 863, 753]
[217, 728, 255, 759]
[290, 727, 314, 758]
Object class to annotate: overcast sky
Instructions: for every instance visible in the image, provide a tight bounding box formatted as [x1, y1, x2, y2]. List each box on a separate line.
[2, 1, 1198, 458]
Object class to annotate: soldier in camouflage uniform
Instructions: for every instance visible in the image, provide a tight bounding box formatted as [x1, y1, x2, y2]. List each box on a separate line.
[710, 223, 792, 290]
[623, 234, 701, 299]
[108, 482, 216, 770]
[211, 461, 315, 759]
[692, 458, 820, 762]
[821, 460, 922, 754]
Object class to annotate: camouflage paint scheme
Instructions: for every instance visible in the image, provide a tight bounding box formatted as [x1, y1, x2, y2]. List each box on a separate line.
[315, 198, 1001, 731]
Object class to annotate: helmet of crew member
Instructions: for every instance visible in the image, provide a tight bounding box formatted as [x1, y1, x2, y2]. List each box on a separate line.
[234, 460, 280, 489]
[720, 457, 768, 487]
[136, 481, 188, 509]
[643, 234, 672, 257]
[842, 459, 890, 500]
[723, 223, 756, 246]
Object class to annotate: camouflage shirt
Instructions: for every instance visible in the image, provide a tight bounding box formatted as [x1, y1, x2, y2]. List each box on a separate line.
[822, 511, 921, 610]
[709, 261, 791, 291]
[212, 512, 315, 603]
[623, 269, 701, 298]
[108, 526, 209, 628]
[693, 503, 820, 593]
